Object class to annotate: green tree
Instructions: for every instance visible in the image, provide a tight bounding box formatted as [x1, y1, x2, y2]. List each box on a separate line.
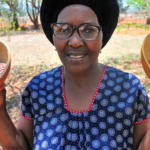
[118, 0, 129, 13]
[127, 0, 150, 24]
[0, 0, 25, 29]
[127, 0, 150, 11]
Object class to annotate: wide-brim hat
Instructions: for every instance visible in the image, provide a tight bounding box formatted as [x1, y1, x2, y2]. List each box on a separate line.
[0, 40, 11, 86]
[40, 0, 119, 48]
[141, 34, 150, 79]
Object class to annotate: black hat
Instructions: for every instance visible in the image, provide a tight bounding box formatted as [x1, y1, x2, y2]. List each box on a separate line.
[40, 0, 119, 48]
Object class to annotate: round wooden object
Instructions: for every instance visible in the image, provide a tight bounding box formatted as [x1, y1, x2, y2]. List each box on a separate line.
[141, 34, 150, 79]
[0, 40, 11, 86]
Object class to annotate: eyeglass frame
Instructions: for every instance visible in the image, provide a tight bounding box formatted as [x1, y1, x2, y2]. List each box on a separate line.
[50, 23, 102, 41]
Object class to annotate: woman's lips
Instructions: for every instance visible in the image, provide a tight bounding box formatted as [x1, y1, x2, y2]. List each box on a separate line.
[67, 54, 87, 59]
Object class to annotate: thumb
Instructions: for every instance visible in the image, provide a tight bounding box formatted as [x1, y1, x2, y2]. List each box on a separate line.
[0, 83, 6, 92]
[0, 84, 6, 109]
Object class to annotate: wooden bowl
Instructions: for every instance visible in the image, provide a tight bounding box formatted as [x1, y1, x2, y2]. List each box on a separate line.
[141, 34, 150, 79]
[0, 40, 11, 86]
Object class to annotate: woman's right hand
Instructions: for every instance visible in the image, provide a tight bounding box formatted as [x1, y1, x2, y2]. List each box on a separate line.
[0, 83, 6, 111]
[0, 83, 32, 150]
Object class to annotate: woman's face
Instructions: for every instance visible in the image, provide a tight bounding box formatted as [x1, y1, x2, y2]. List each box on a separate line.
[53, 4, 103, 74]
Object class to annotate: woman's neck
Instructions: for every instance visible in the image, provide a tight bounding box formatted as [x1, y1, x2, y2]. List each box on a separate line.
[64, 63, 105, 88]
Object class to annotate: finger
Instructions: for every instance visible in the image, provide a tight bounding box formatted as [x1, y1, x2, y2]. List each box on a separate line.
[0, 83, 6, 91]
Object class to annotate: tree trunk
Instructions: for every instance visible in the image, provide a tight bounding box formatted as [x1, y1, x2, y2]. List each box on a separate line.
[147, 17, 150, 25]
[147, 11, 150, 25]
[26, 0, 41, 30]
[6, 1, 19, 30]
[33, 17, 39, 29]
[13, 15, 19, 29]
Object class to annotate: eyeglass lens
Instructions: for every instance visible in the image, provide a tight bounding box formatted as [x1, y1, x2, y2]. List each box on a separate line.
[52, 24, 99, 40]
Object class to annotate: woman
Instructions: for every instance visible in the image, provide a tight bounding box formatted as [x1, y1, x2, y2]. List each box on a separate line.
[0, 0, 150, 150]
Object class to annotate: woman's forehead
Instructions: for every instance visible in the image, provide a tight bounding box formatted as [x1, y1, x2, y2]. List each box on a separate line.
[57, 4, 99, 25]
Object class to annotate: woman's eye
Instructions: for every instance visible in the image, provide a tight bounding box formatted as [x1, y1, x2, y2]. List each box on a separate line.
[84, 28, 95, 33]
[57, 28, 69, 33]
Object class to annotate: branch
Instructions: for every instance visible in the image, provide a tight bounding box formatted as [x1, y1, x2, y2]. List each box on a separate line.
[38, 0, 40, 14]
[26, 0, 34, 23]
[32, 0, 36, 21]
[6, 1, 11, 7]
[28, 0, 38, 9]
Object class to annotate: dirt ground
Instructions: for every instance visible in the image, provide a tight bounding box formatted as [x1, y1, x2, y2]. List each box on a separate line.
[0, 28, 150, 149]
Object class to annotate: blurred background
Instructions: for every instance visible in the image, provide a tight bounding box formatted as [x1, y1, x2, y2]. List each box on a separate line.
[0, 1, 150, 148]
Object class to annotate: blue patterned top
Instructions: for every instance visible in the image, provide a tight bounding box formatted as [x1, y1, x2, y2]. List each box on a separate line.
[21, 66, 150, 150]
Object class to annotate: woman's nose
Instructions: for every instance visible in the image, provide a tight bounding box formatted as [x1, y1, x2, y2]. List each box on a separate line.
[68, 31, 84, 48]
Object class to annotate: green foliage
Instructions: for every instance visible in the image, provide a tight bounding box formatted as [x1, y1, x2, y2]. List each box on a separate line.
[126, 22, 132, 30]
[145, 26, 150, 30]
[135, 24, 140, 28]
[127, 0, 150, 15]
[41, 65, 49, 71]
[118, 0, 129, 13]
[126, 22, 132, 26]
[117, 26, 123, 32]
[140, 24, 146, 28]
[0, 0, 24, 40]
[0, 0, 25, 30]
[17, 27, 21, 31]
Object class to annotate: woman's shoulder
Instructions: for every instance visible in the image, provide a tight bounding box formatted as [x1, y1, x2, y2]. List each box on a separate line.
[106, 65, 139, 81]
[105, 65, 145, 91]
[105, 65, 148, 99]
[27, 66, 62, 86]
[34, 65, 62, 78]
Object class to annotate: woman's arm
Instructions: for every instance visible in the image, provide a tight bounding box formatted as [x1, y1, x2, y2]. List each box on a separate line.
[133, 119, 150, 150]
[138, 126, 150, 150]
[17, 115, 33, 150]
[0, 86, 33, 150]
[0, 111, 33, 150]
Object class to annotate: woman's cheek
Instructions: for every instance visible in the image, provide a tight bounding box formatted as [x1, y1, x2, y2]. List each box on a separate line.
[53, 37, 67, 51]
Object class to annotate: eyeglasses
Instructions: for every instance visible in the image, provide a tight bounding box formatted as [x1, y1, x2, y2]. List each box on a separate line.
[51, 23, 102, 40]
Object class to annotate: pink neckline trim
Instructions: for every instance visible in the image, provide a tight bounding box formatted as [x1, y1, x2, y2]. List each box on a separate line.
[62, 66, 107, 113]
[134, 116, 150, 124]
[21, 112, 33, 121]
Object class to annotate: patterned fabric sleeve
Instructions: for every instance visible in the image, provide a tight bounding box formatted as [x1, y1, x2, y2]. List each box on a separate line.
[134, 81, 150, 124]
[21, 82, 33, 120]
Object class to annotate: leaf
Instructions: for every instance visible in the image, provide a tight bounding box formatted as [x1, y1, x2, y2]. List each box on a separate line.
[18, 27, 21, 31]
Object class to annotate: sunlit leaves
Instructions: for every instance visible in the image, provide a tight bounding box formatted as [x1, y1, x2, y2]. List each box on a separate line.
[127, 0, 150, 11]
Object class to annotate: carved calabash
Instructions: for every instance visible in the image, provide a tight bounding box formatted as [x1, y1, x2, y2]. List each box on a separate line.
[141, 34, 150, 79]
[0, 40, 11, 86]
